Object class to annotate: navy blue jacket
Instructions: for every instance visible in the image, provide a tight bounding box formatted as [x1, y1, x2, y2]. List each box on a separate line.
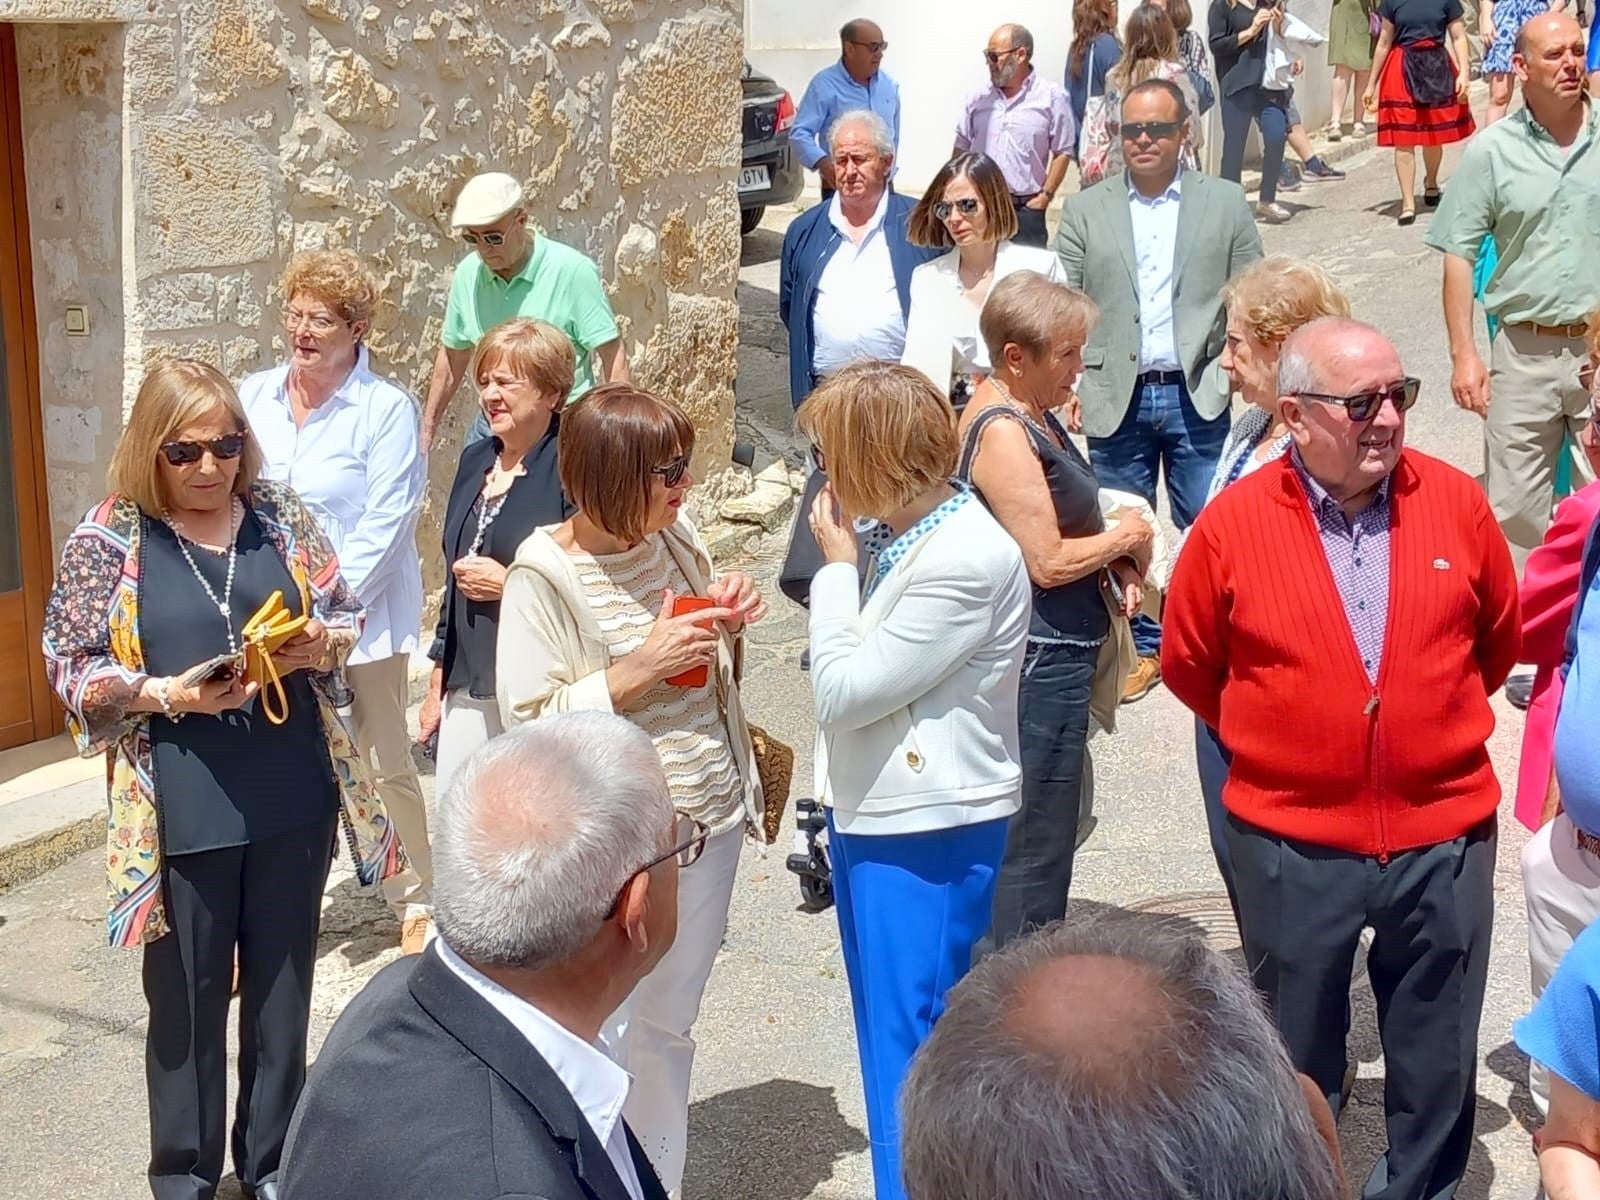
[778, 191, 937, 409]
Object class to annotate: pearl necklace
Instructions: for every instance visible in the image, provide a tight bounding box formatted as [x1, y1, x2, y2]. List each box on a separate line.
[988, 377, 1054, 437]
[165, 497, 242, 654]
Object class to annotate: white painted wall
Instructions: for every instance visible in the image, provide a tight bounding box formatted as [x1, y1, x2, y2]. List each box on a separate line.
[746, 0, 1340, 197]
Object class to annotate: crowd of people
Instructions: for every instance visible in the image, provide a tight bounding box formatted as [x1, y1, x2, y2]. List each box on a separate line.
[31, 7, 1600, 1200]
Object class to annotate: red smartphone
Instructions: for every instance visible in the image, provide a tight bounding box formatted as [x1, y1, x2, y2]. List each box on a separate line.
[664, 595, 715, 688]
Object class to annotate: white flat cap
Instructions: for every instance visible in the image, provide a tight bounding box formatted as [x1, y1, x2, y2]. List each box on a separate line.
[451, 172, 523, 229]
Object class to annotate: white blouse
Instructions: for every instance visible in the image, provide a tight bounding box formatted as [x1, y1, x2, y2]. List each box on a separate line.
[240, 347, 426, 665]
[900, 240, 1067, 396]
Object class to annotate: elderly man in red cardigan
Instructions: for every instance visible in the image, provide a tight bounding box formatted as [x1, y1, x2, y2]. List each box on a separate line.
[1163, 317, 1521, 1200]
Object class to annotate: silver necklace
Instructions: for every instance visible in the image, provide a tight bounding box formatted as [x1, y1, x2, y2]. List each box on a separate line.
[989, 377, 1055, 438]
[165, 498, 242, 654]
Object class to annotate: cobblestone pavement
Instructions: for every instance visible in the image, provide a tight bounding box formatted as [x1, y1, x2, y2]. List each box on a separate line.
[0, 134, 1547, 1199]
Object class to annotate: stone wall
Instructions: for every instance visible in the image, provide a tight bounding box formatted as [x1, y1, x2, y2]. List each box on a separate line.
[9, 0, 744, 588]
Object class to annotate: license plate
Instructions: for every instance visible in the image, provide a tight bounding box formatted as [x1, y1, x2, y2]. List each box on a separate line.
[737, 165, 770, 193]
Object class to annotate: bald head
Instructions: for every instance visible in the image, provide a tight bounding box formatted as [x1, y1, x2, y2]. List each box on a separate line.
[1517, 10, 1581, 58]
[1278, 317, 1398, 396]
[900, 917, 1344, 1200]
[1514, 10, 1588, 109]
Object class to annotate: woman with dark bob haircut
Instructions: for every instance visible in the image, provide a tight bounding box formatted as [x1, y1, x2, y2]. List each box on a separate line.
[495, 382, 767, 1196]
[901, 153, 1065, 408]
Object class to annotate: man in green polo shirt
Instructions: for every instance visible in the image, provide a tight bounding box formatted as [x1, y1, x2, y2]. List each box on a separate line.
[421, 171, 629, 452]
[1426, 12, 1600, 573]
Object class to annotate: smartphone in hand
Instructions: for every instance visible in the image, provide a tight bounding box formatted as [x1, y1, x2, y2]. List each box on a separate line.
[180, 652, 245, 690]
[665, 595, 715, 688]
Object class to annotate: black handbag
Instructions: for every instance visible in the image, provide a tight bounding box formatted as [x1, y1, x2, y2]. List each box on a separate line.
[1402, 42, 1457, 106]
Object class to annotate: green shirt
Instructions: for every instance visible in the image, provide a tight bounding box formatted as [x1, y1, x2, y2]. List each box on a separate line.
[1425, 103, 1600, 327]
[440, 234, 620, 400]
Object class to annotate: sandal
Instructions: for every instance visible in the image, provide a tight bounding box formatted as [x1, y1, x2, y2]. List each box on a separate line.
[1352, 121, 1368, 137]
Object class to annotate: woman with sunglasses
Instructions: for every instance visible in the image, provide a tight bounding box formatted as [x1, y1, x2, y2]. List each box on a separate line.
[496, 383, 767, 1197]
[239, 248, 432, 955]
[901, 153, 1064, 408]
[800, 361, 1030, 1200]
[41, 359, 401, 1200]
[418, 318, 576, 796]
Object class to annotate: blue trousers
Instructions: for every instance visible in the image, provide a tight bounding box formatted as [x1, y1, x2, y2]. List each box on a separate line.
[1194, 716, 1239, 924]
[1087, 378, 1229, 656]
[827, 812, 1010, 1200]
[466, 409, 492, 446]
[1220, 86, 1290, 205]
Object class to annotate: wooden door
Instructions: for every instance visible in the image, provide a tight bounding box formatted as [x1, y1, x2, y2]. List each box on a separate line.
[0, 24, 57, 750]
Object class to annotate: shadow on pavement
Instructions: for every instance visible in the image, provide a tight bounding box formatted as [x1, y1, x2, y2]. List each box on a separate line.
[317, 874, 394, 969]
[685, 1078, 867, 1199]
[1485, 1038, 1539, 1131]
[740, 227, 784, 268]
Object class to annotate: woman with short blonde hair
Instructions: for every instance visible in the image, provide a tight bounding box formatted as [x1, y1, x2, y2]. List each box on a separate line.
[417, 317, 576, 799]
[1188, 255, 1350, 918]
[799, 359, 1031, 1200]
[901, 153, 1064, 407]
[497, 382, 767, 1196]
[43, 359, 399, 1199]
[239, 246, 431, 952]
[958, 271, 1156, 949]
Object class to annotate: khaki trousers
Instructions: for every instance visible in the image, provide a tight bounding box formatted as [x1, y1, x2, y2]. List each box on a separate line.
[1486, 325, 1596, 572]
[346, 654, 432, 917]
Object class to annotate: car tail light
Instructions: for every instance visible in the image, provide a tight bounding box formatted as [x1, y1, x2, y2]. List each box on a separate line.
[776, 92, 796, 133]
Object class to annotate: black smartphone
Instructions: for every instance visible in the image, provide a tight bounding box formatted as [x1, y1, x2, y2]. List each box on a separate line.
[180, 652, 244, 690]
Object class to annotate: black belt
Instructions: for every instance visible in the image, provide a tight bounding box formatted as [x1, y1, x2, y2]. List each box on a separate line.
[1136, 369, 1186, 386]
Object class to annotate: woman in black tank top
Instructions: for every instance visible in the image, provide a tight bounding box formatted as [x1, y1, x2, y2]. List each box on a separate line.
[957, 270, 1155, 950]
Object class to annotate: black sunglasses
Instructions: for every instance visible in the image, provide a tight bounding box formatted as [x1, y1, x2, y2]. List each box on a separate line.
[607, 814, 710, 916]
[1122, 120, 1183, 142]
[159, 433, 247, 466]
[934, 197, 982, 222]
[809, 442, 827, 474]
[984, 47, 1023, 63]
[1295, 376, 1421, 423]
[462, 229, 509, 247]
[650, 453, 690, 488]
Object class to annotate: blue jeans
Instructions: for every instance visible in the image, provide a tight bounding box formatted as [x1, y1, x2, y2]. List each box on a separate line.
[466, 409, 492, 446]
[1220, 86, 1290, 205]
[982, 637, 1099, 953]
[1087, 378, 1230, 657]
[827, 812, 1009, 1200]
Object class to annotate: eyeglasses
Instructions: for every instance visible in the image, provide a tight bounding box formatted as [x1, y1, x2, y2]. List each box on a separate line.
[1122, 120, 1183, 142]
[461, 228, 511, 247]
[650, 453, 690, 488]
[280, 307, 344, 336]
[1295, 376, 1421, 423]
[159, 433, 247, 466]
[809, 442, 827, 473]
[984, 47, 1024, 64]
[849, 39, 889, 52]
[607, 813, 711, 915]
[934, 197, 982, 222]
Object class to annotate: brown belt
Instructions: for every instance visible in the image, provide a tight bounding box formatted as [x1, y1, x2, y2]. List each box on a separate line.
[1508, 320, 1589, 339]
[1577, 828, 1600, 857]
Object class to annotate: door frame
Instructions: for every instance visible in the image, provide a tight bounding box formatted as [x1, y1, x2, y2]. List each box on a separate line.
[0, 23, 59, 746]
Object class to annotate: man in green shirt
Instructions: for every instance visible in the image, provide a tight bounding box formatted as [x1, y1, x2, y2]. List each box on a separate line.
[1425, 13, 1599, 572]
[421, 171, 629, 452]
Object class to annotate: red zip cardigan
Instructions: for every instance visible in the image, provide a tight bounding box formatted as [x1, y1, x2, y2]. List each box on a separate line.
[1162, 450, 1521, 857]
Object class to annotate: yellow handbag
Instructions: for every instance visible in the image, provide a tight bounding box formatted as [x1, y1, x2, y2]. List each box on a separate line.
[241, 588, 310, 725]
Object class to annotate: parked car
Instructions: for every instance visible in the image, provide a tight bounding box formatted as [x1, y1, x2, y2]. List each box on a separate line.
[740, 61, 803, 236]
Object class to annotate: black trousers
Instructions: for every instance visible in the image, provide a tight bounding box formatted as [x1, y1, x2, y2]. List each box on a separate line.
[1010, 193, 1049, 248]
[1225, 814, 1495, 1200]
[144, 810, 337, 1200]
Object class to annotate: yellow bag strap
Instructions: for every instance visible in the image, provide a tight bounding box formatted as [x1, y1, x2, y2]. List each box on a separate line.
[247, 628, 292, 726]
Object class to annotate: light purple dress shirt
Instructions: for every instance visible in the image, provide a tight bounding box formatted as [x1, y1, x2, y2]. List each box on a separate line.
[954, 69, 1077, 197]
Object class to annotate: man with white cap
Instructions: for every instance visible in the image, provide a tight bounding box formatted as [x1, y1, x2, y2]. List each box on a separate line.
[421, 171, 629, 452]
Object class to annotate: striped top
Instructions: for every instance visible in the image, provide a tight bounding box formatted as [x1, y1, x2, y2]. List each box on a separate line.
[568, 535, 744, 832]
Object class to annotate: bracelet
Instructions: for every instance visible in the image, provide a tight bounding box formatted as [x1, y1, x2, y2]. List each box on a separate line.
[154, 676, 184, 722]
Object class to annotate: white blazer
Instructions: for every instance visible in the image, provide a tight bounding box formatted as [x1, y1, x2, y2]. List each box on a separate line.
[900, 240, 1066, 397]
[809, 496, 1031, 837]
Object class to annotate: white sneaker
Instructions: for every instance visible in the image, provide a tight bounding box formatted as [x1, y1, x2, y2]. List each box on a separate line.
[1255, 201, 1293, 225]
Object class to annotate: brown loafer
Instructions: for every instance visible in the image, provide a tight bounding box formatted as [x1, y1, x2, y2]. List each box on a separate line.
[400, 913, 432, 956]
[1121, 655, 1163, 704]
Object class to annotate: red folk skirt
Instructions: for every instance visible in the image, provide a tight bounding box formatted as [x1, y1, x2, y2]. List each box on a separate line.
[1375, 40, 1475, 147]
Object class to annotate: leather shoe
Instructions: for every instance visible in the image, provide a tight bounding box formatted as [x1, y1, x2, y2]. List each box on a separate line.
[1121, 655, 1162, 704]
[400, 913, 432, 956]
[1505, 672, 1535, 711]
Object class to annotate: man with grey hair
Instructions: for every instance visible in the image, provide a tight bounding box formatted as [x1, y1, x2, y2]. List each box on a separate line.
[280, 714, 697, 1200]
[900, 915, 1345, 1200]
[1163, 318, 1520, 1200]
[953, 23, 1075, 247]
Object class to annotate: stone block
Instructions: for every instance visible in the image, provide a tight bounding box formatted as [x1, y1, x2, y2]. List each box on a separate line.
[141, 273, 218, 329]
[719, 460, 796, 532]
[136, 116, 275, 276]
[59, 26, 113, 99]
[217, 272, 264, 327]
[43, 404, 103, 467]
[222, 334, 266, 377]
[126, 21, 178, 106]
[310, 31, 399, 128]
[633, 291, 737, 470]
[142, 337, 224, 369]
[610, 10, 741, 188]
[188, 0, 287, 105]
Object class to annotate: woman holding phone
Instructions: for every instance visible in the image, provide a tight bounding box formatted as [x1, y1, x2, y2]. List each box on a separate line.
[495, 382, 766, 1197]
[40, 359, 400, 1200]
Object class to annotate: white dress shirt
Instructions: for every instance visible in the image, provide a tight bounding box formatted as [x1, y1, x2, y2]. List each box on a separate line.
[434, 939, 646, 1200]
[900, 240, 1065, 394]
[1128, 177, 1182, 372]
[239, 346, 425, 665]
[810, 189, 907, 376]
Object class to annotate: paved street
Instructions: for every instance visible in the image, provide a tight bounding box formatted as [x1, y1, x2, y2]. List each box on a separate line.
[0, 133, 1549, 1199]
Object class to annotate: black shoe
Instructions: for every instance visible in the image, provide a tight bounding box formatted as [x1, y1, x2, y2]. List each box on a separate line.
[1397, 209, 1417, 226]
[1423, 187, 1442, 207]
[1505, 672, 1535, 710]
